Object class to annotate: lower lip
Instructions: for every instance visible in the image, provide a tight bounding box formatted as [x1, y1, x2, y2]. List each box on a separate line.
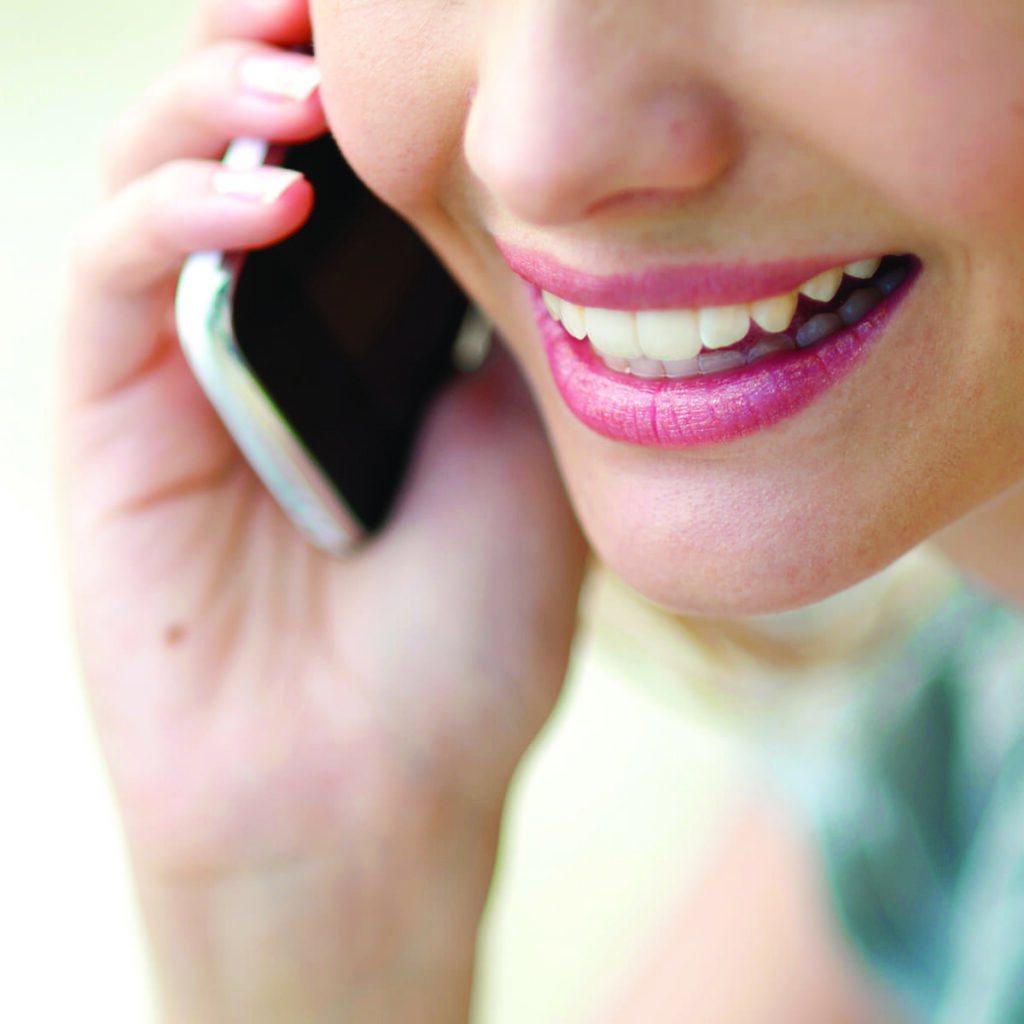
[532, 273, 917, 447]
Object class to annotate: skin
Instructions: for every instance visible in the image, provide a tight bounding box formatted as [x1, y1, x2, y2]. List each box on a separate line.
[59, 0, 1024, 1020]
[63, 1, 585, 1016]
[313, 0, 1024, 614]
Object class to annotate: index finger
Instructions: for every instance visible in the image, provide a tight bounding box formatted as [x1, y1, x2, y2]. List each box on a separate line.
[188, 0, 313, 52]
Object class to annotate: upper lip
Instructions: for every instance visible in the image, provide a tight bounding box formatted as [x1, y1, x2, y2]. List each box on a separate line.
[497, 240, 885, 310]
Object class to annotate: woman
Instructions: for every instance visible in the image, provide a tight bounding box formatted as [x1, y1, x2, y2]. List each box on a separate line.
[61, 0, 1024, 1019]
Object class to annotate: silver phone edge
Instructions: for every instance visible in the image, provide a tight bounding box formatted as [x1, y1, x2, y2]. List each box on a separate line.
[175, 248, 365, 555]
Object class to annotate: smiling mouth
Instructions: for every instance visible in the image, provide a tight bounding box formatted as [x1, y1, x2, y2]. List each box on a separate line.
[540, 254, 915, 379]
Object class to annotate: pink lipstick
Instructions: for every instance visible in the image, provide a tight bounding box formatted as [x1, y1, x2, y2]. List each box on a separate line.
[515, 252, 919, 447]
[500, 243, 861, 309]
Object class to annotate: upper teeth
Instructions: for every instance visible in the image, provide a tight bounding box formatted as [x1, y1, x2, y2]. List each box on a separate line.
[542, 257, 881, 362]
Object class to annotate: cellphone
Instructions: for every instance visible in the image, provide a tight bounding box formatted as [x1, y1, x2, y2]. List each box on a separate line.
[175, 135, 481, 553]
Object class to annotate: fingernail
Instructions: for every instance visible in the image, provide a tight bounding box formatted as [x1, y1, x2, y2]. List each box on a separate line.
[238, 55, 321, 102]
[213, 167, 303, 203]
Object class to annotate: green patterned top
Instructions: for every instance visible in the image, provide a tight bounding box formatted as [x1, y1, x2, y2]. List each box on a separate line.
[769, 587, 1024, 1022]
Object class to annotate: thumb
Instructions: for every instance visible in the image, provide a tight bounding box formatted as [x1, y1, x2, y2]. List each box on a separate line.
[348, 339, 588, 765]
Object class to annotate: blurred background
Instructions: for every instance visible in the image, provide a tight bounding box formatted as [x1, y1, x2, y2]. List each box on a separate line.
[2, 1, 765, 1019]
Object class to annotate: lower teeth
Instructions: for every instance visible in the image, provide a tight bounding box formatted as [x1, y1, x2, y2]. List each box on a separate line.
[699, 349, 746, 374]
[747, 333, 796, 362]
[838, 287, 882, 326]
[796, 312, 844, 348]
[594, 256, 910, 379]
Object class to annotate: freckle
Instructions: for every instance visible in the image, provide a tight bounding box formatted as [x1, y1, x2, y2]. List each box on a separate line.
[1013, 101, 1024, 120]
[164, 623, 187, 646]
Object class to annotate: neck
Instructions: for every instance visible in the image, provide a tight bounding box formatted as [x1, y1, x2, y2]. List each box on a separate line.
[931, 480, 1024, 609]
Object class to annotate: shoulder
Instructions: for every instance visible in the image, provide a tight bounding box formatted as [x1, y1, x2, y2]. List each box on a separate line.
[768, 584, 1024, 1022]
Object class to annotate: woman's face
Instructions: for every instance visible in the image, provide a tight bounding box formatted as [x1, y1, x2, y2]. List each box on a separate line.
[310, 0, 1024, 614]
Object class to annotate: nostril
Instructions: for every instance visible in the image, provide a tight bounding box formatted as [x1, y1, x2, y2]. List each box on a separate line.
[464, 95, 610, 225]
[465, 75, 743, 227]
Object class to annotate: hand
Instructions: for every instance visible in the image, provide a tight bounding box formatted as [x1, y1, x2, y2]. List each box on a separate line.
[59, 0, 587, 1017]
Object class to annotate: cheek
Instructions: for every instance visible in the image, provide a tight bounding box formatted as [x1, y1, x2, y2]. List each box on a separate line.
[309, 4, 473, 214]
[740, 5, 1024, 239]
[848, 65, 1024, 237]
[540, 281, 1024, 617]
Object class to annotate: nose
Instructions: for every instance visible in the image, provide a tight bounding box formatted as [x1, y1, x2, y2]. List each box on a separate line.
[464, 1, 742, 226]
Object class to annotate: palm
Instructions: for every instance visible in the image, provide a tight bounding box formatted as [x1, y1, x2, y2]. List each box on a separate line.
[62, 330, 586, 877]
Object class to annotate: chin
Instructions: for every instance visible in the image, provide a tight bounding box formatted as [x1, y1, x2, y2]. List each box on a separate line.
[578, 491, 929, 618]
[599, 542, 899, 618]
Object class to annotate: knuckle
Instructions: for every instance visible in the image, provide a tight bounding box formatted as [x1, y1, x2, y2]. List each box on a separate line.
[145, 160, 217, 251]
[179, 41, 247, 109]
[206, 36, 252, 69]
[149, 159, 199, 208]
[68, 161, 202, 290]
[142, 163, 196, 249]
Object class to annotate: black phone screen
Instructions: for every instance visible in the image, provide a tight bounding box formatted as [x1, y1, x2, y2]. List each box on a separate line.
[231, 134, 469, 533]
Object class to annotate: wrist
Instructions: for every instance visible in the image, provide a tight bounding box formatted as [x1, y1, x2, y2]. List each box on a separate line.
[134, 803, 503, 1023]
